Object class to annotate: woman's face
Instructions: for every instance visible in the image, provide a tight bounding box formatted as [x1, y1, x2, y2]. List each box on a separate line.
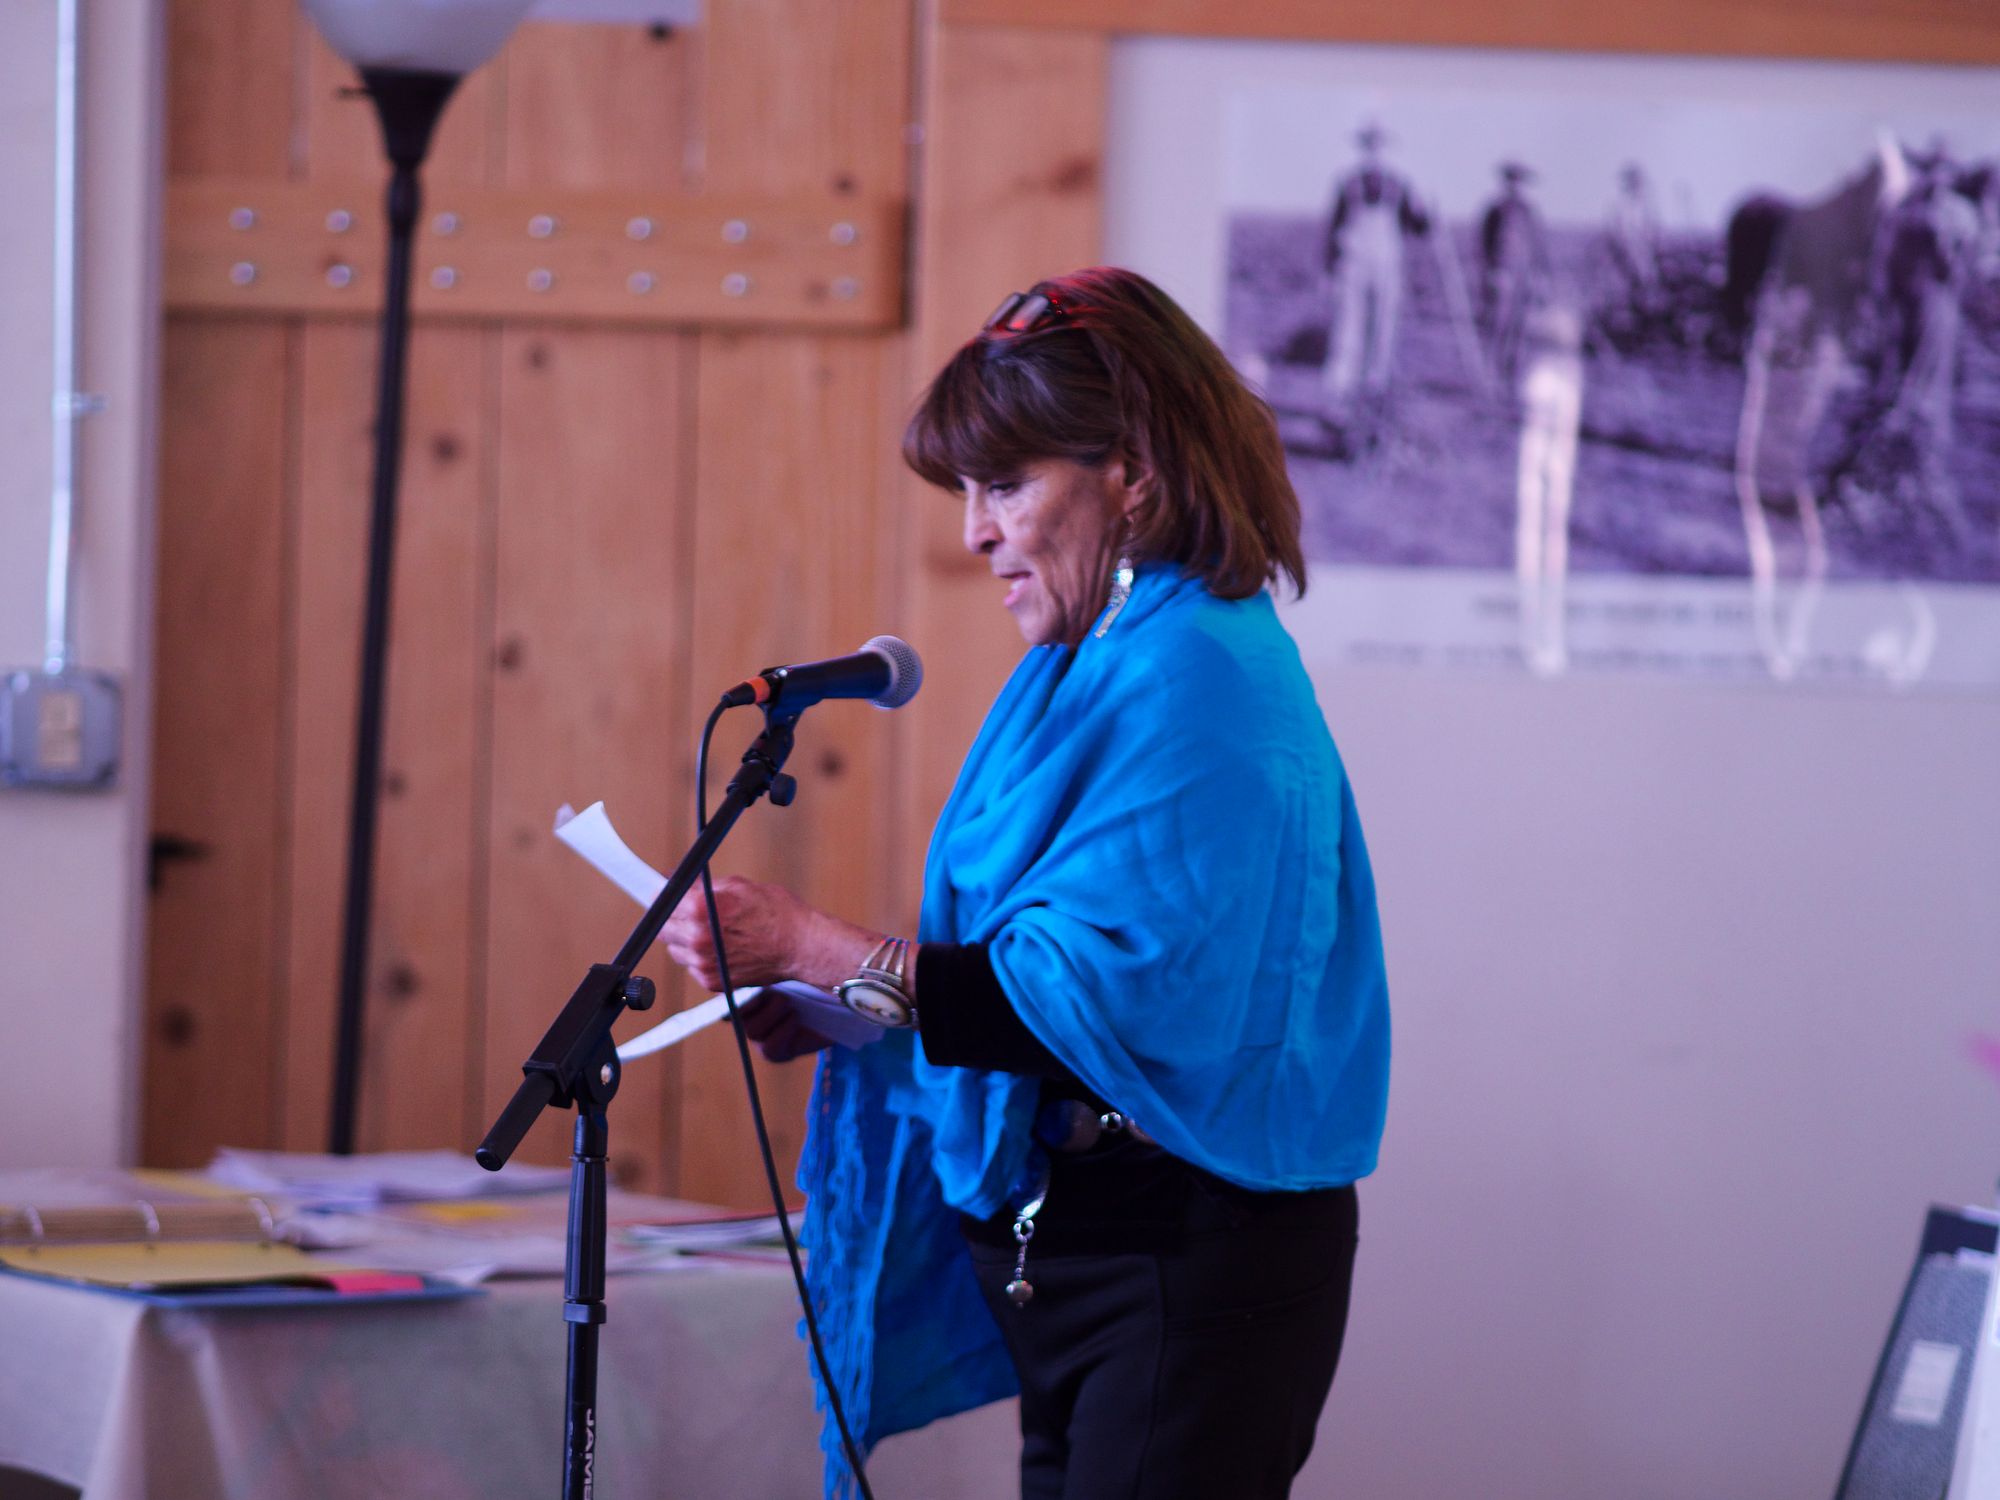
[960, 457, 1139, 647]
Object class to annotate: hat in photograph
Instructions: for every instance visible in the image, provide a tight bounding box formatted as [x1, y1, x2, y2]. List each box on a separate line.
[1906, 134, 1952, 175]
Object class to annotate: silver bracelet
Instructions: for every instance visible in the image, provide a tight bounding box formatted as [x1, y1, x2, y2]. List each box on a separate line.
[834, 936, 916, 1028]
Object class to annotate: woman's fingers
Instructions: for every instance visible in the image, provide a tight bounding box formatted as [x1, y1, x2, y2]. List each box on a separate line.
[757, 1015, 806, 1061]
[661, 883, 749, 989]
[758, 1015, 834, 1064]
[736, 989, 788, 1040]
[661, 934, 720, 990]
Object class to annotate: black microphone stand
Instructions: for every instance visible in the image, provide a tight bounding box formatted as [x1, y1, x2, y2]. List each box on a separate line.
[475, 705, 802, 1500]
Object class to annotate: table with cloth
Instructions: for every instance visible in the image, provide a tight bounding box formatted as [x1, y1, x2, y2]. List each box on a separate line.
[0, 1256, 1015, 1499]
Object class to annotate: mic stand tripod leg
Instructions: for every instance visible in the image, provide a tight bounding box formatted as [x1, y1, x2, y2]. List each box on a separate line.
[563, 1060, 613, 1500]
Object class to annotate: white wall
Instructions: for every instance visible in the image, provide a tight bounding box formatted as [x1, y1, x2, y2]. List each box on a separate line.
[1108, 35, 2000, 1500]
[0, 0, 163, 1168]
[1304, 672, 2000, 1499]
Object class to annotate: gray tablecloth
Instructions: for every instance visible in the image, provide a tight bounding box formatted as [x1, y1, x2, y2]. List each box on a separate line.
[0, 1260, 1015, 1499]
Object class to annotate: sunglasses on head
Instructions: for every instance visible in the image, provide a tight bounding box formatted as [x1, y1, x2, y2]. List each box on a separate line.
[982, 289, 1068, 335]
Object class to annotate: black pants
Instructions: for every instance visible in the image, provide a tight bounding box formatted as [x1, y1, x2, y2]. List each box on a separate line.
[963, 1149, 1358, 1500]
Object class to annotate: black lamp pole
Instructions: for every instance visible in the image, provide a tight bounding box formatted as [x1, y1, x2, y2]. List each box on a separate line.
[329, 68, 462, 1155]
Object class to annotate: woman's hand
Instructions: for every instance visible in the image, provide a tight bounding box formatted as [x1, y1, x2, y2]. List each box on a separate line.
[659, 874, 883, 993]
[661, 874, 809, 990]
[735, 988, 836, 1064]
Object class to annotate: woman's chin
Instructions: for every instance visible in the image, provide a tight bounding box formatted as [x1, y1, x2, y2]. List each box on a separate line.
[1004, 596, 1047, 644]
[1005, 591, 1081, 647]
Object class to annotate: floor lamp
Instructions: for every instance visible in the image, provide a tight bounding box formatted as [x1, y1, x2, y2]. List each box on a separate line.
[300, 0, 536, 1154]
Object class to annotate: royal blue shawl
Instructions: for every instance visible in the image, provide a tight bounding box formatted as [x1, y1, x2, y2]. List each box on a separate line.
[796, 565, 1390, 1494]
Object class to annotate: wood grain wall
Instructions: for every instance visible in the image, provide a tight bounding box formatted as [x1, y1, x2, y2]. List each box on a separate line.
[144, 0, 936, 1203]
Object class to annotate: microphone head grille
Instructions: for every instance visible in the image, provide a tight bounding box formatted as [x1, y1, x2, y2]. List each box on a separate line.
[862, 635, 923, 709]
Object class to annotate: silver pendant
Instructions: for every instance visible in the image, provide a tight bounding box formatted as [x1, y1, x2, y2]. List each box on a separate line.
[1006, 1278, 1035, 1307]
[1093, 556, 1136, 639]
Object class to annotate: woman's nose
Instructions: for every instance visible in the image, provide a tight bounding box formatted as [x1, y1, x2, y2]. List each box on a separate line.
[963, 493, 999, 554]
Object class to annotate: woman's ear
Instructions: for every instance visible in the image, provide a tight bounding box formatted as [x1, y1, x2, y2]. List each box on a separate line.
[1113, 453, 1153, 518]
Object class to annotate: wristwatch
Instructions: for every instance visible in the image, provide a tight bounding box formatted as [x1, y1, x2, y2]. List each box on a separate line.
[835, 937, 917, 1029]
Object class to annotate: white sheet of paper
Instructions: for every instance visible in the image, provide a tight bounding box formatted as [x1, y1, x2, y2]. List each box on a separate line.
[755, 980, 885, 1049]
[555, 802, 884, 1059]
[207, 1149, 568, 1208]
[617, 995, 731, 1060]
[1892, 1339, 1963, 1426]
[615, 980, 885, 1061]
[554, 801, 669, 908]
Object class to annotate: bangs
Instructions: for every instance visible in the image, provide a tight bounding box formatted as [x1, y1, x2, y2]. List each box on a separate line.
[902, 335, 1117, 490]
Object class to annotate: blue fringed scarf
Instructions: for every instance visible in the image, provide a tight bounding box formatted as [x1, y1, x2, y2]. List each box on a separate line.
[796, 566, 1391, 1495]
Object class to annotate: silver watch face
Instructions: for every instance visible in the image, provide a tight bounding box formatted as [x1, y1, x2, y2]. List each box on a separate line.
[839, 979, 913, 1028]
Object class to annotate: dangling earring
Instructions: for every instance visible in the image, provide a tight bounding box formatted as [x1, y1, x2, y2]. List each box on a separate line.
[1093, 551, 1135, 639]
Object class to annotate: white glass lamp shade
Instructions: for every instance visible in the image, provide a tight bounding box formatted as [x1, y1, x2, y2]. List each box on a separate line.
[302, 0, 537, 75]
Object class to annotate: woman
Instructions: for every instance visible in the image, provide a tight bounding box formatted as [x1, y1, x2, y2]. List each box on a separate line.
[662, 266, 1390, 1500]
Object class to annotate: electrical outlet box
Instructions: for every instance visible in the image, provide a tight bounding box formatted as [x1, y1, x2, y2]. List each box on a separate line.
[0, 667, 121, 790]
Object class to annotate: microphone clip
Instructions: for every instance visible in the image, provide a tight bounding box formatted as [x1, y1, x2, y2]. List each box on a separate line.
[725, 703, 803, 807]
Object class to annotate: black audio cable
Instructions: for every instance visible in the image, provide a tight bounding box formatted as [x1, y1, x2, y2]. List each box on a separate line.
[695, 700, 876, 1500]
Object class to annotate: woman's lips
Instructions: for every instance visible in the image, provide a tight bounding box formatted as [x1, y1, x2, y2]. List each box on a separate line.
[1000, 572, 1030, 608]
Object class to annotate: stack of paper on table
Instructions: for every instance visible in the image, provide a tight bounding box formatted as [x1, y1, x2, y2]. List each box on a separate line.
[0, 1168, 457, 1303]
[288, 1187, 738, 1283]
[208, 1148, 568, 1211]
[4, 1159, 799, 1297]
[0, 1166, 273, 1242]
[0, 1241, 449, 1301]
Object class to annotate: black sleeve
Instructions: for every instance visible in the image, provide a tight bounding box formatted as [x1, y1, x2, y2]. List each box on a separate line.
[916, 942, 1075, 1080]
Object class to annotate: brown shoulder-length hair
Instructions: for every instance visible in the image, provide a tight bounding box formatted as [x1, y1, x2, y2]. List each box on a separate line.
[902, 266, 1306, 599]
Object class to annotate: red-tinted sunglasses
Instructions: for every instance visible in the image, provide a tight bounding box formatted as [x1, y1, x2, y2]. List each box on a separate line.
[982, 289, 1067, 335]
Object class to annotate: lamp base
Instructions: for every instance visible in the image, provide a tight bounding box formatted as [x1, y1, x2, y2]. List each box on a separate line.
[359, 67, 462, 171]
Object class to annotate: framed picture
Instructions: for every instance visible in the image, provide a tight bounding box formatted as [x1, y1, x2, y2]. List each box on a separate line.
[1108, 39, 2000, 687]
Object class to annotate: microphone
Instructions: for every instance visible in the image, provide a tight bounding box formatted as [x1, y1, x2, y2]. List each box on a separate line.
[720, 635, 923, 711]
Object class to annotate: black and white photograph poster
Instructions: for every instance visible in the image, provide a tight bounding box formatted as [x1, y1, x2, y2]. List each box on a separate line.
[1105, 41, 2000, 687]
